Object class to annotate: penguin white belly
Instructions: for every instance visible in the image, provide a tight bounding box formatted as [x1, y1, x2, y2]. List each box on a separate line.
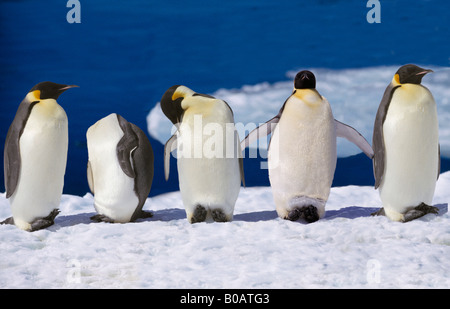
[177, 110, 241, 221]
[268, 96, 336, 219]
[10, 100, 68, 231]
[380, 86, 438, 220]
[86, 114, 138, 223]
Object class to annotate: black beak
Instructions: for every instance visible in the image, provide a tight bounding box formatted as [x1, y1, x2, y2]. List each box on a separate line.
[416, 69, 433, 75]
[59, 85, 79, 90]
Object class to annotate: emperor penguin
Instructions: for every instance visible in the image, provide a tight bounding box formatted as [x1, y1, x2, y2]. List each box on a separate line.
[161, 85, 245, 223]
[241, 71, 374, 223]
[372, 64, 440, 222]
[86, 113, 154, 223]
[2, 81, 77, 231]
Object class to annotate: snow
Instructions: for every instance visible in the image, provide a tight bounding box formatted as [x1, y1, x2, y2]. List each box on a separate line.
[147, 65, 450, 158]
[1, 172, 449, 289]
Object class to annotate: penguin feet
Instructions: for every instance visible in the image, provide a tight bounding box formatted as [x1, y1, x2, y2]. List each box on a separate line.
[189, 205, 231, 223]
[90, 214, 115, 223]
[287, 205, 319, 223]
[136, 210, 153, 220]
[403, 203, 439, 222]
[0, 216, 14, 225]
[29, 209, 60, 232]
[91, 210, 153, 223]
[371, 204, 438, 222]
[211, 209, 229, 222]
[371, 208, 385, 217]
[190, 205, 207, 223]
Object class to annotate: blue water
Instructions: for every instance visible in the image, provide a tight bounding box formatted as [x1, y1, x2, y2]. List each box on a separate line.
[1, 0, 449, 196]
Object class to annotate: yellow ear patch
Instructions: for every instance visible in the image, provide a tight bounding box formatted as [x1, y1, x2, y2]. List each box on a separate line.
[172, 90, 185, 101]
[31, 90, 41, 100]
[171, 86, 195, 101]
[393, 73, 401, 85]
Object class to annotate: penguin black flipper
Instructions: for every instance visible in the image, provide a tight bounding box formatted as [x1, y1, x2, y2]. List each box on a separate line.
[116, 114, 138, 179]
[116, 114, 154, 222]
[372, 84, 401, 189]
[4, 99, 39, 198]
[164, 133, 177, 181]
[240, 95, 290, 152]
[128, 122, 154, 222]
[240, 114, 280, 151]
[239, 156, 245, 187]
[335, 120, 374, 159]
[220, 99, 246, 187]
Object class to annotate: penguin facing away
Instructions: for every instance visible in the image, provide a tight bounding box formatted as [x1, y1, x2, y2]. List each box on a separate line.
[86, 113, 154, 223]
[241, 71, 374, 223]
[2, 81, 78, 231]
[161, 85, 245, 223]
[372, 64, 440, 222]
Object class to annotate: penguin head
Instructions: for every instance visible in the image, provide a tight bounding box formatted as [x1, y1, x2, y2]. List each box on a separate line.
[394, 64, 433, 85]
[29, 81, 78, 100]
[161, 85, 210, 124]
[161, 85, 187, 125]
[294, 70, 316, 90]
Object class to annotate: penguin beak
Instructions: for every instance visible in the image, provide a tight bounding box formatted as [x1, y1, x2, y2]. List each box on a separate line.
[416, 69, 433, 75]
[172, 86, 195, 102]
[59, 85, 79, 91]
[53, 84, 78, 100]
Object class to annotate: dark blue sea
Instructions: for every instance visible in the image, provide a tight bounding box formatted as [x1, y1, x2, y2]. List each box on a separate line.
[1, 0, 449, 196]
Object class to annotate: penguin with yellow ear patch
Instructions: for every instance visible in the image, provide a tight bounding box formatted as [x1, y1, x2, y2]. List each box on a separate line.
[372, 64, 440, 222]
[241, 71, 373, 223]
[161, 85, 244, 223]
[2, 81, 77, 231]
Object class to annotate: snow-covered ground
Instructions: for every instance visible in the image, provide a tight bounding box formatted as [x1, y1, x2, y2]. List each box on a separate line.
[1, 172, 449, 289]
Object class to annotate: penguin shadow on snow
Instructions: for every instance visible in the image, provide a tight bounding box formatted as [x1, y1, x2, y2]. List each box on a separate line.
[51, 208, 314, 226]
[324, 206, 380, 220]
[51, 212, 98, 229]
[147, 208, 278, 222]
[50, 209, 159, 229]
[45, 203, 448, 229]
[233, 210, 278, 222]
[324, 203, 448, 221]
[145, 208, 186, 222]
